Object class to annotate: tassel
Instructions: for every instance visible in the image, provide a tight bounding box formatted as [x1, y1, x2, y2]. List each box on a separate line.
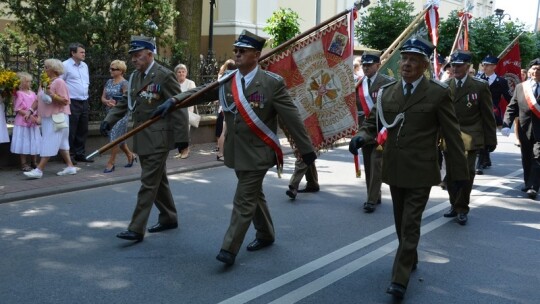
[376, 145, 383, 151]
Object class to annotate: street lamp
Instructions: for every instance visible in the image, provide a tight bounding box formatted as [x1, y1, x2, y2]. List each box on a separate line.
[494, 8, 511, 26]
[207, 0, 216, 60]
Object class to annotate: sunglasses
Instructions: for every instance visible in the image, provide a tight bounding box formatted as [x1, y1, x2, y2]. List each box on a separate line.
[233, 48, 249, 54]
[110, 68, 120, 71]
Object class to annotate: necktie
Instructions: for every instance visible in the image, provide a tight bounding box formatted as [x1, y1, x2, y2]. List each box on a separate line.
[457, 79, 463, 88]
[367, 78, 372, 90]
[241, 77, 246, 93]
[535, 83, 540, 98]
[405, 83, 413, 100]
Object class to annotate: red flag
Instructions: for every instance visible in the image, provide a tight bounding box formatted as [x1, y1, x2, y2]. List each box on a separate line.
[262, 14, 357, 150]
[425, 3, 440, 78]
[495, 41, 522, 117]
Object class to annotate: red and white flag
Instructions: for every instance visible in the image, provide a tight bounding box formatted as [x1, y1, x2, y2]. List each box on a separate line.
[262, 14, 357, 150]
[496, 40, 522, 117]
[425, 1, 440, 78]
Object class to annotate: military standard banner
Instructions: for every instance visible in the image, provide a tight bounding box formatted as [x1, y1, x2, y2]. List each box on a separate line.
[261, 14, 357, 150]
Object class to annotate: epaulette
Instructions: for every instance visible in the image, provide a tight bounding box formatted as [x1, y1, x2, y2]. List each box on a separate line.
[380, 80, 397, 89]
[472, 76, 488, 84]
[379, 74, 395, 82]
[263, 70, 284, 81]
[430, 78, 449, 88]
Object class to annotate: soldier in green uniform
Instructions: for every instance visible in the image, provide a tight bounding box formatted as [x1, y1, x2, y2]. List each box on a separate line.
[353, 50, 394, 213]
[101, 36, 189, 242]
[443, 50, 497, 225]
[349, 37, 468, 299]
[153, 30, 316, 266]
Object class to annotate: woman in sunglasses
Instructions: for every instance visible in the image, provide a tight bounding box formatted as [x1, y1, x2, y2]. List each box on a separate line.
[100, 60, 137, 173]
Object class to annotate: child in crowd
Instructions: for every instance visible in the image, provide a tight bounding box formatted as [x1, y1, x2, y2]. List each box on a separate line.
[10, 72, 41, 171]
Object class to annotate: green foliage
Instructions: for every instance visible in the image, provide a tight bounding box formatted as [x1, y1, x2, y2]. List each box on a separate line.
[436, 10, 461, 57]
[263, 8, 301, 48]
[355, 0, 415, 50]
[0, 0, 178, 56]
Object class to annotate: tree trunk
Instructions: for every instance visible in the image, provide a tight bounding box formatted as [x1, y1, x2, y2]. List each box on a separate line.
[175, 0, 203, 79]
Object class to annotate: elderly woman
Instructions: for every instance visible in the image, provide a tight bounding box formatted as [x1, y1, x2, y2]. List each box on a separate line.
[24, 58, 77, 179]
[174, 63, 196, 159]
[101, 59, 136, 173]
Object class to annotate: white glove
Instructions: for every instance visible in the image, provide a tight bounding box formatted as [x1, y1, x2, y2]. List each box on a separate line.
[501, 127, 511, 137]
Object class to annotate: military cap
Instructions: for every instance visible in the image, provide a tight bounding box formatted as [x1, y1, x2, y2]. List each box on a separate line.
[233, 30, 266, 51]
[450, 50, 472, 64]
[528, 58, 540, 68]
[400, 36, 435, 58]
[361, 51, 382, 64]
[128, 35, 156, 54]
[481, 55, 499, 65]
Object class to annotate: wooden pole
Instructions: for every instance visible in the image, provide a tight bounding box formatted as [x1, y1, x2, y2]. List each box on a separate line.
[497, 32, 524, 59]
[449, 17, 465, 55]
[380, 5, 431, 63]
[88, 5, 362, 160]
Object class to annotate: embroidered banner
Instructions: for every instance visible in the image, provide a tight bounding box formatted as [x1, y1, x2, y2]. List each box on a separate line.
[496, 41, 522, 118]
[261, 14, 357, 150]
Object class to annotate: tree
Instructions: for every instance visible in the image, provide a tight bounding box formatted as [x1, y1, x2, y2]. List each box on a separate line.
[0, 0, 178, 57]
[355, 0, 415, 50]
[263, 8, 301, 48]
[171, 0, 203, 78]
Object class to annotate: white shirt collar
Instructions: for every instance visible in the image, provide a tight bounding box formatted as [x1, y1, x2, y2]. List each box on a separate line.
[402, 76, 423, 94]
[144, 60, 155, 77]
[239, 66, 258, 88]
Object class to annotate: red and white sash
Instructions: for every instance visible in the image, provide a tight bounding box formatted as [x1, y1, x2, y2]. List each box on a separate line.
[356, 76, 374, 117]
[230, 74, 284, 175]
[524, 81, 540, 119]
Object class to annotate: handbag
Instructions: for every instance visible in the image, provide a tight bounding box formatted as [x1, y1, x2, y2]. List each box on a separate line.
[51, 112, 68, 131]
[189, 106, 201, 128]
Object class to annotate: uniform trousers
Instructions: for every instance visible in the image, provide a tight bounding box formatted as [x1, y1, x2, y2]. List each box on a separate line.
[518, 129, 540, 191]
[222, 169, 275, 255]
[361, 143, 383, 203]
[389, 186, 430, 287]
[69, 100, 89, 157]
[445, 150, 477, 214]
[128, 152, 178, 234]
[289, 158, 318, 189]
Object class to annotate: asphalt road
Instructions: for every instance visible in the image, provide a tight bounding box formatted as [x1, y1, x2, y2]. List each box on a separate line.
[1, 134, 538, 304]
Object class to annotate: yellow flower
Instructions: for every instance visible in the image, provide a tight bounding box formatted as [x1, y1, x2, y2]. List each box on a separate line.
[0, 69, 20, 92]
[40, 71, 50, 89]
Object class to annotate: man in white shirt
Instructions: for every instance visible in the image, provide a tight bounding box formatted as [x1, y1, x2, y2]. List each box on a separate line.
[62, 43, 91, 162]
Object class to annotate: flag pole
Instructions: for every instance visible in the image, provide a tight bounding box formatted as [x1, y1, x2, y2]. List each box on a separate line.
[497, 32, 524, 59]
[87, 3, 365, 161]
[449, 17, 465, 55]
[380, 5, 431, 63]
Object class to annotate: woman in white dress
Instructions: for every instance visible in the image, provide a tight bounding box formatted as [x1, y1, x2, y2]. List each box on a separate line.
[173, 63, 196, 159]
[24, 59, 77, 179]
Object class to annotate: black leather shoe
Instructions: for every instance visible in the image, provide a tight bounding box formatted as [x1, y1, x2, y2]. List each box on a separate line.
[443, 207, 457, 218]
[74, 155, 94, 163]
[216, 249, 236, 266]
[297, 186, 320, 193]
[116, 230, 143, 241]
[363, 202, 376, 213]
[286, 186, 297, 200]
[521, 185, 530, 192]
[527, 189, 537, 199]
[246, 238, 274, 251]
[475, 169, 483, 175]
[148, 222, 178, 233]
[386, 283, 406, 299]
[457, 213, 468, 225]
[411, 262, 418, 271]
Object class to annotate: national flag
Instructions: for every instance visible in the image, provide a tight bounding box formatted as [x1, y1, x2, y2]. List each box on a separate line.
[425, 1, 440, 78]
[261, 13, 357, 150]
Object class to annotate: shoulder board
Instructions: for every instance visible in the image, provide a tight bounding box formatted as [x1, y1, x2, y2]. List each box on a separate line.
[472, 76, 488, 84]
[380, 74, 395, 81]
[430, 79, 449, 88]
[380, 80, 397, 89]
[263, 70, 283, 81]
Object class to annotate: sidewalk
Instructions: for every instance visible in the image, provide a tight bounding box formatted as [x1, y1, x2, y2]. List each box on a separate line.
[0, 139, 294, 204]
